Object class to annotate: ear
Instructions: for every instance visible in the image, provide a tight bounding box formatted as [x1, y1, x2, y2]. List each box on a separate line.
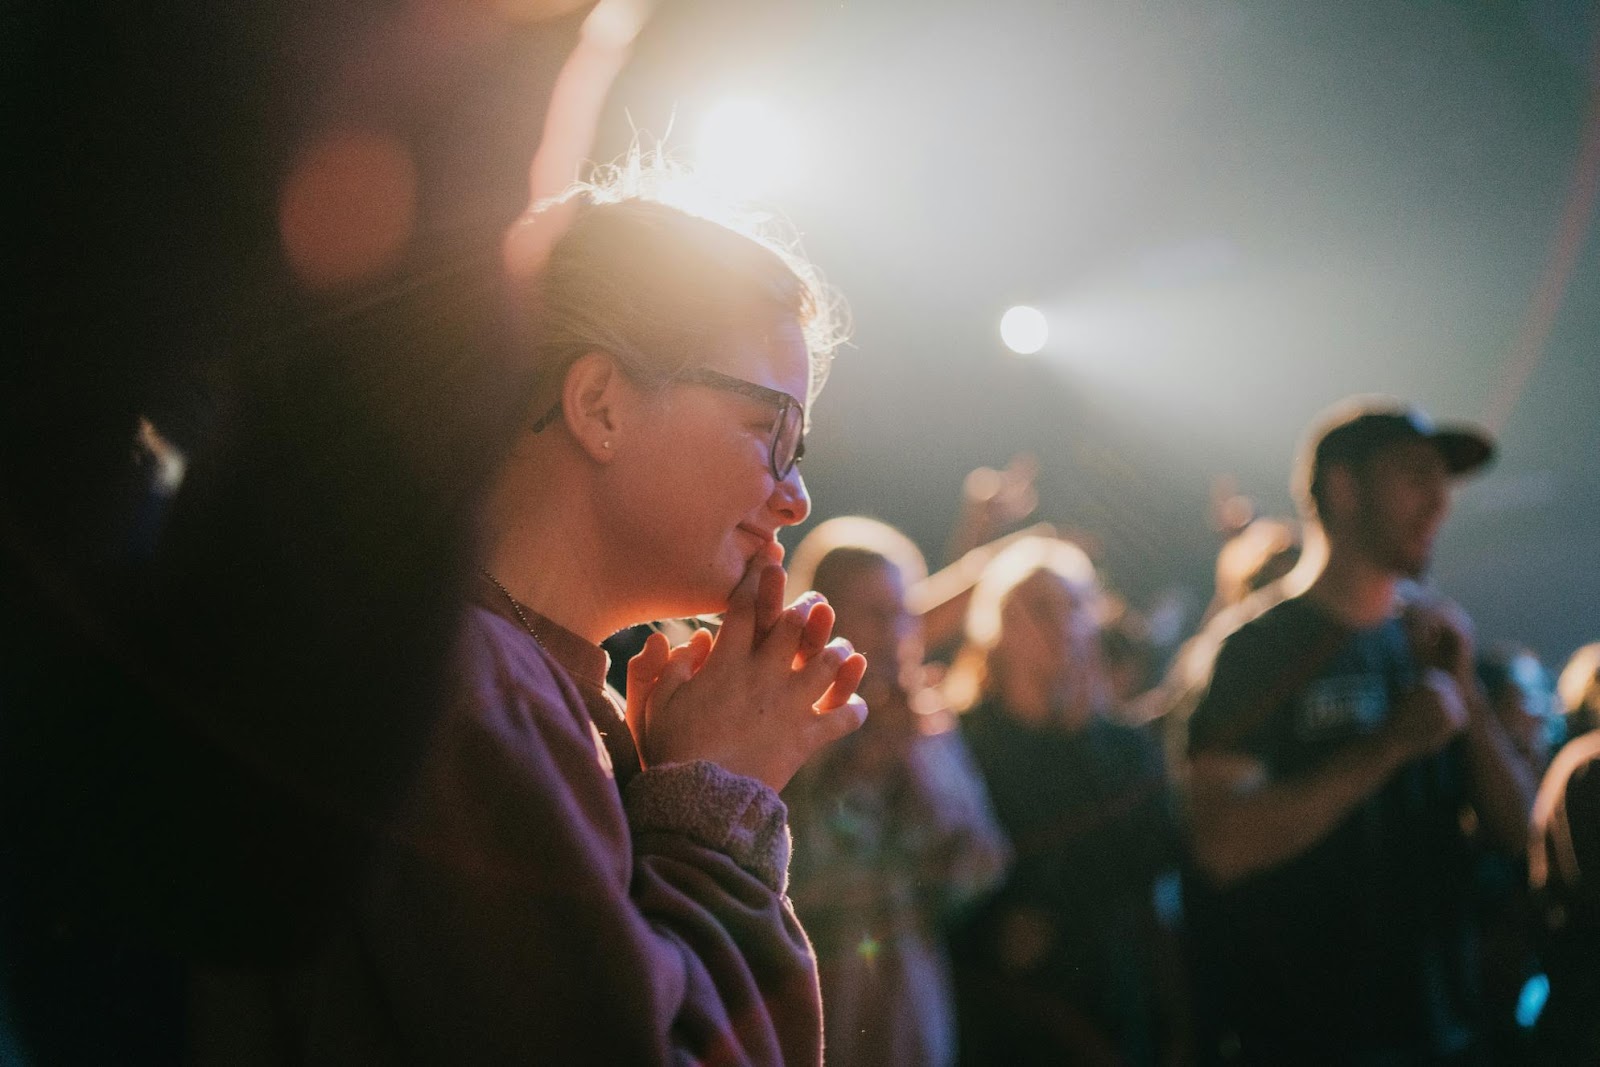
[560, 350, 628, 463]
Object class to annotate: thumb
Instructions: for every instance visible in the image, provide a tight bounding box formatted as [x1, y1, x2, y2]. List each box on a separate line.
[624, 631, 671, 749]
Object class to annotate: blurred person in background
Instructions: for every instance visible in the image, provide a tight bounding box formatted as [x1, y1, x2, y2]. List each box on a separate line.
[916, 454, 1052, 661]
[783, 517, 1010, 1067]
[6, 3, 595, 1060]
[1470, 645, 1559, 1063]
[1102, 598, 1162, 711]
[1177, 398, 1535, 1065]
[944, 454, 1042, 567]
[1104, 590, 1194, 729]
[945, 535, 1182, 1067]
[1556, 642, 1600, 741]
[1478, 645, 1559, 776]
[1204, 518, 1302, 625]
[1134, 517, 1303, 746]
[1523, 636, 1600, 1067]
[1528, 716, 1600, 1064]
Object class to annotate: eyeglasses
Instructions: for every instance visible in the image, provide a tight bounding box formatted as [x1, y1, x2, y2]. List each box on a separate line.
[675, 367, 807, 481]
[531, 363, 807, 481]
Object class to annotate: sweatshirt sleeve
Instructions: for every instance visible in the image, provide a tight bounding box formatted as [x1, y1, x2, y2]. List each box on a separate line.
[348, 612, 822, 1066]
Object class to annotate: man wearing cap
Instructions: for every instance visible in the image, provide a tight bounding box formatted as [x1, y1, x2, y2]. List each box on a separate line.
[1177, 397, 1536, 1064]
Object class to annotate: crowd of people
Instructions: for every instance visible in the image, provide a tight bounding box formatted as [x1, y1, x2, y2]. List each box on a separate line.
[287, 159, 1596, 1063]
[12, 159, 1600, 1067]
[7, 9, 1597, 1065]
[775, 399, 1600, 1066]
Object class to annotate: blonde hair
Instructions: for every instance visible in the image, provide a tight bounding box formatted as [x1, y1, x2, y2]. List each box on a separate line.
[511, 150, 846, 411]
[787, 516, 928, 599]
[1558, 642, 1600, 719]
[944, 535, 1100, 709]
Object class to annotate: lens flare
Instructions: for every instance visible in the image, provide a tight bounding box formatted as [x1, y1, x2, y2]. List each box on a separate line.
[279, 130, 416, 290]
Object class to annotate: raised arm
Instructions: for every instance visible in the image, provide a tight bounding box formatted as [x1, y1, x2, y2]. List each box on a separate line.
[911, 521, 1057, 653]
[942, 453, 1040, 566]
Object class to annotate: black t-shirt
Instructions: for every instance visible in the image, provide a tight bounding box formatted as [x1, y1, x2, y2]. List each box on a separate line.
[954, 705, 1176, 1065]
[1182, 595, 1478, 1063]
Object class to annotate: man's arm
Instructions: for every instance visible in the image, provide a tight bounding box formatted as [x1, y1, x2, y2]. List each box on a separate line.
[1458, 677, 1537, 851]
[1405, 597, 1537, 853]
[1185, 672, 1466, 886]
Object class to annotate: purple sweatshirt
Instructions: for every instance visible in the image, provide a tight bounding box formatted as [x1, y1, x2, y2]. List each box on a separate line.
[194, 585, 822, 1065]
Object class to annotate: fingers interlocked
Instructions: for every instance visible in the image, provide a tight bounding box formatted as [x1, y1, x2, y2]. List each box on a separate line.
[624, 549, 869, 790]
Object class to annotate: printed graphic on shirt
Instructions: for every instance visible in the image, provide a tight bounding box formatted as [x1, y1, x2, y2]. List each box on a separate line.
[1294, 674, 1387, 740]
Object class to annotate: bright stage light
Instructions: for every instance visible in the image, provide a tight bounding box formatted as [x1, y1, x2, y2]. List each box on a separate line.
[696, 98, 801, 198]
[1000, 305, 1048, 355]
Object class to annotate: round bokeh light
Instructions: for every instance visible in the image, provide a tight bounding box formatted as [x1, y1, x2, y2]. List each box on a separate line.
[1000, 305, 1048, 355]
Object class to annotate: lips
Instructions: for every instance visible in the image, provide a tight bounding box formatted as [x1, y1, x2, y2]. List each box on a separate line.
[736, 524, 783, 561]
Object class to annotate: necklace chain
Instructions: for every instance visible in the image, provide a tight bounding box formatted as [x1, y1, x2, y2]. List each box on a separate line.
[480, 569, 546, 650]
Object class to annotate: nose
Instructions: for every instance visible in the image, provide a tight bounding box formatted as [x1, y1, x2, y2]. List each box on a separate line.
[769, 466, 811, 527]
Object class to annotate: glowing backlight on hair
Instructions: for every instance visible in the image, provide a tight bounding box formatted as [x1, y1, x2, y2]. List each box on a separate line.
[696, 99, 803, 199]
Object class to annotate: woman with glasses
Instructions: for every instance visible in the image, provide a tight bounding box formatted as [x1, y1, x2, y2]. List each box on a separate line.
[217, 167, 869, 1064]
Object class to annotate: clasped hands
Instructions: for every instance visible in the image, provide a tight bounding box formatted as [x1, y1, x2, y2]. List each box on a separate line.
[623, 543, 869, 791]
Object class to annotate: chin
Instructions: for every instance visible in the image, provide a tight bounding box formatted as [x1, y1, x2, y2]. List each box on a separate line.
[659, 590, 730, 623]
[689, 572, 743, 618]
[662, 548, 749, 615]
[631, 576, 732, 626]
[1371, 531, 1433, 579]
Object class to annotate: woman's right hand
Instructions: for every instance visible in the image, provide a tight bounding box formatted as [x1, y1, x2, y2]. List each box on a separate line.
[624, 544, 869, 792]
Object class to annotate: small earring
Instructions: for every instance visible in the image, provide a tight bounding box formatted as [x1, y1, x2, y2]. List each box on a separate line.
[602, 440, 612, 450]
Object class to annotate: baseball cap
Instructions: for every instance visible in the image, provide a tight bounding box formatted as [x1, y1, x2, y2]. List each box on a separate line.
[1295, 397, 1496, 508]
